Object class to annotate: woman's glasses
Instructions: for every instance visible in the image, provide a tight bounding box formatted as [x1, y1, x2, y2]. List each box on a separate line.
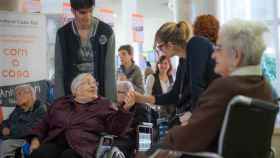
[156, 42, 165, 52]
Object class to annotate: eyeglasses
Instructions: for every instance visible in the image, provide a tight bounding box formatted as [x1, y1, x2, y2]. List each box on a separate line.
[156, 42, 165, 52]
[213, 44, 223, 52]
[16, 90, 31, 96]
[117, 91, 127, 95]
[80, 80, 98, 87]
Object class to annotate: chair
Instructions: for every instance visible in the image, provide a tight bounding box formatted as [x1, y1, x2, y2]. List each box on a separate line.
[95, 122, 154, 158]
[217, 95, 278, 158]
[159, 95, 279, 158]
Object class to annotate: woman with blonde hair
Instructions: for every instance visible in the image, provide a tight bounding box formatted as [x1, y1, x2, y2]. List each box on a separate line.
[133, 21, 217, 126]
[137, 19, 274, 158]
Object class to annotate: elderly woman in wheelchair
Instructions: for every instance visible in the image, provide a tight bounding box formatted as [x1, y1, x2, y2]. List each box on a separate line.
[22, 73, 135, 158]
[135, 19, 276, 158]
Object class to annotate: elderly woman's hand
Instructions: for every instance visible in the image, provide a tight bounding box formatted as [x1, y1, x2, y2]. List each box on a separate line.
[133, 91, 144, 103]
[133, 91, 156, 105]
[123, 90, 136, 111]
[179, 112, 192, 126]
[2, 127, 10, 136]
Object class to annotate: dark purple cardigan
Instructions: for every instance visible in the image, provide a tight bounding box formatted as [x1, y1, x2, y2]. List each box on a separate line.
[32, 96, 133, 158]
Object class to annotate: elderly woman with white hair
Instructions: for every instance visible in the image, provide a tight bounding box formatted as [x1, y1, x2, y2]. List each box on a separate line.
[115, 81, 156, 157]
[137, 19, 275, 157]
[29, 73, 135, 158]
[0, 84, 46, 158]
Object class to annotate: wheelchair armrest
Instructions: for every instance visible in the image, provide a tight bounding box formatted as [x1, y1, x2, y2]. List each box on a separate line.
[99, 132, 117, 137]
[148, 149, 223, 158]
[270, 147, 276, 158]
[180, 152, 223, 158]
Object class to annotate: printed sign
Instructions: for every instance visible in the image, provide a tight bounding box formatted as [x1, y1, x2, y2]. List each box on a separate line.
[96, 8, 114, 28]
[0, 11, 48, 87]
[132, 13, 144, 43]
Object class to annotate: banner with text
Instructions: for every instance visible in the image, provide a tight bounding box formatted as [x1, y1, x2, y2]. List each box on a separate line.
[132, 13, 144, 43]
[23, 0, 41, 13]
[0, 11, 48, 87]
[96, 8, 114, 28]
[0, 80, 50, 107]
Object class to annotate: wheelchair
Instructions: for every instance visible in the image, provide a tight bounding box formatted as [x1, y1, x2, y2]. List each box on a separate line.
[95, 122, 154, 158]
[95, 134, 125, 158]
[13, 122, 154, 158]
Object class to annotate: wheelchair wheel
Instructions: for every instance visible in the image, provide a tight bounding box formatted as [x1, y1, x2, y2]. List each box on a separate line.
[108, 147, 125, 158]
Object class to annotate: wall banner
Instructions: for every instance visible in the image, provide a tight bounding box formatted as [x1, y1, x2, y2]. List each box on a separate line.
[0, 11, 48, 87]
[132, 13, 144, 43]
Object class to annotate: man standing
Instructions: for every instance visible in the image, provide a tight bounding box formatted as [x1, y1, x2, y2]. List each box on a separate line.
[55, 0, 116, 101]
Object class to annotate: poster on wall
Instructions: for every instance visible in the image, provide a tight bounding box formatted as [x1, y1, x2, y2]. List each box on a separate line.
[42, 0, 62, 14]
[23, 0, 41, 13]
[0, 11, 48, 107]
[96, 8, 114, 28]
[62, 2, 74, 24]
[0, 80, 49, 107]
[132, 13, 144, 43]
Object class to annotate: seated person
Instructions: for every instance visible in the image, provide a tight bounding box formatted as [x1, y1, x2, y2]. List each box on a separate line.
[136, 19, 274, 157]
[114, 81, 157, 157]
[0, 85, 46, 158]
[29, 73, 135, 158]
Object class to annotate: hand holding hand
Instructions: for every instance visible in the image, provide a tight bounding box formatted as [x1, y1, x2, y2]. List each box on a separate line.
[123, 90, 136, 111]
[179, 112, 192, 126]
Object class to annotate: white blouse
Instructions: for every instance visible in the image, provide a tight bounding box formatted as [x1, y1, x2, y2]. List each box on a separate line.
[145, 74, 171, 96]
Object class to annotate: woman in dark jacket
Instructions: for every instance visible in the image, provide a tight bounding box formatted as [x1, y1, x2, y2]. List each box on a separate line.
[29, 73, 135, 158]
[134, 21, 217, 125]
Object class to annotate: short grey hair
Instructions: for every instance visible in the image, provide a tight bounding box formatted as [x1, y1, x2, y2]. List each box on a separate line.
[117, 81, 134, 93]
[71, 73, 93, 95]
[15, 84, 36, 100]
[219, 19, 269, 65]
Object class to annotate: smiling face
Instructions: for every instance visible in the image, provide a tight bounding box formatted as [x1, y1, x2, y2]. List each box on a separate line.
[158, 58, 170, 74]
[15, 87, 32, 107]
[72, 7, 93, 29]
[212, 36, 239, 77]
[75, 74, 98, 100]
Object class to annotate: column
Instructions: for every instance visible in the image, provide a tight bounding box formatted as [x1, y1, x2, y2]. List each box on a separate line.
[120, 0, 137, 44]
[173, 0, 193, 22]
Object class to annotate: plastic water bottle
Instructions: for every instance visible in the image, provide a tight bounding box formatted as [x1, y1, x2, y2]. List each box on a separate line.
[157, 118, 168, 140]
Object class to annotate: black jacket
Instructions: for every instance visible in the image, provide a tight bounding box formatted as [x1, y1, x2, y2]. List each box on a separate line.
[0, 100, 46, 139]
[54, 18, 116, 101]
[155, 36, 218, 112]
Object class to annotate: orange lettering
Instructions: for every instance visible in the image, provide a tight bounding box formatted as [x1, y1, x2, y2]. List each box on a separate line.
[1, 69, 31, 79]
[2, 48, 28, 57]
